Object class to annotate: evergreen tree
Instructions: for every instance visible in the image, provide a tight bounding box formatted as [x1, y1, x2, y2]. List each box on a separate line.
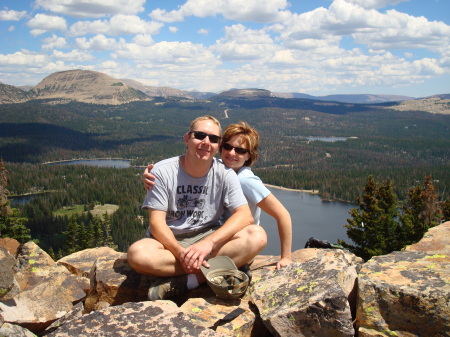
[91, 216, 104, 247]
[64, 215, 79, 254]
[0, 159, 31, 243]
[401, 176, 442, 244]
[102, 212, 117, 250]
[339, 176, 401, 260]
[441, 199, 450, 222]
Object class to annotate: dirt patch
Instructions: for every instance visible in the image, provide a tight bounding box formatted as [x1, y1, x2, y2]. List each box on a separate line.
[90, 204, 119, 217]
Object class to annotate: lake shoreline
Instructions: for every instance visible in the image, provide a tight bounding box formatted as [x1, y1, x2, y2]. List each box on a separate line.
[264, 183, 320, 194]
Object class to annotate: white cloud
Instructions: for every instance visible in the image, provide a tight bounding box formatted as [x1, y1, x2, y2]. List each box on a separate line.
[340, 0, 409, 10]
[213, 24, 276, 61]
[149, 0, 289, 23]
[112, 40, 220, 67]
[132, 34, 153, 46]
[169, 26, 178, 33]
[35, 0, 146, 18]
[52, 49, 93, 61]
[76, 34, 124, 51]
[0, 50, 49, 66]
[27, 14, 67, 36]
[0, 9, 27, 21]
[198, 28, 208, 35]
[42, 34, 67, 50]
[352, 10, 450, 51]
[69, 15, 163, 36]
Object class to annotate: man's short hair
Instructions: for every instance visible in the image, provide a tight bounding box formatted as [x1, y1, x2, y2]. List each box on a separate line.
[189, 115, 222, 136]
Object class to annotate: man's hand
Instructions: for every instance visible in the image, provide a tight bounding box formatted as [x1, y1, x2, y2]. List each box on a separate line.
[180, 239, 213, 271]
[143, 164, 155, 191]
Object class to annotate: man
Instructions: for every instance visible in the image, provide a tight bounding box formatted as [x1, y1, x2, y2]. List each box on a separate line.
[127, 115, 267, 301]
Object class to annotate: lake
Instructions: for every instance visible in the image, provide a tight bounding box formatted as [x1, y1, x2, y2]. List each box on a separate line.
[48, 159, 131, 168]
[259, 187, 353, 256]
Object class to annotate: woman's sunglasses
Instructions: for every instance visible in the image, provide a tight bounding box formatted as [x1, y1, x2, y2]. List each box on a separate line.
[190, 131, 221, 144]
[222, 142, 249, 155]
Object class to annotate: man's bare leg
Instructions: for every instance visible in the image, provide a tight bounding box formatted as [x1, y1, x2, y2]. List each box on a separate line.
[127, 238, 189, 277]
[213, 224, 267, 268]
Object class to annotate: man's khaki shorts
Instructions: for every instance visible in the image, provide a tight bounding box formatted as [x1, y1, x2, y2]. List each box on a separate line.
[175, 225, 221, 248]
[147, 225, 221, 248]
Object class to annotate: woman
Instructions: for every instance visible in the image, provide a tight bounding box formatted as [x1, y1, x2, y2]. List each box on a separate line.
[144, 121, 292, 269]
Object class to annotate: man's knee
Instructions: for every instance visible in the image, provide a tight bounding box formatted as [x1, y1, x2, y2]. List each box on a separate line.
[245, 225, 268, 249]
[127, 239, 153, 270]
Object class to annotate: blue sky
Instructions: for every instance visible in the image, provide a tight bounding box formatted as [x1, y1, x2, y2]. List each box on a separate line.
[1, 0, 449, 97]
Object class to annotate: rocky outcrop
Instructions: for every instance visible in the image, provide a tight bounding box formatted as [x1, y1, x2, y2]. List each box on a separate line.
[1, 221, 449, 336]
[356, 222, 450, 337]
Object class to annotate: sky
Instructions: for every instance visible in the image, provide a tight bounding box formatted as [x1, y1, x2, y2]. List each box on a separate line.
[0, 0, 449, 98]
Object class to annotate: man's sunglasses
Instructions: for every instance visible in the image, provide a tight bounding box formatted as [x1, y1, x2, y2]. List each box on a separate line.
[189, 131, 221, 144]
[222, 142, 249, 155]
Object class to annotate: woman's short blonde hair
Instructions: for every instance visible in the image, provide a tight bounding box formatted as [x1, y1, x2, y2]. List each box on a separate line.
[221, 121, 259, 167]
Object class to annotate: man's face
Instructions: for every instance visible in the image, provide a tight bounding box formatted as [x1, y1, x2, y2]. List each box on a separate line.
[185, 119, 221, 162]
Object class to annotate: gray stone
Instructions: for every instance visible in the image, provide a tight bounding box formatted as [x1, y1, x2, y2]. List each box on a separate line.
[0, 247, 18, 301]
[46, 301, 227, 336]
[356, 222, 450, 337]
[250, 248, 363, 337]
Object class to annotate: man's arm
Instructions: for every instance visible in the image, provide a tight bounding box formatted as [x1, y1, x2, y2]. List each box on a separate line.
[148, 209, 186, 265]
[180, 204, 254, 270]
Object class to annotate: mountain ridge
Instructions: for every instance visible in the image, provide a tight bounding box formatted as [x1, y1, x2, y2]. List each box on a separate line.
[1, 69, 449, 113]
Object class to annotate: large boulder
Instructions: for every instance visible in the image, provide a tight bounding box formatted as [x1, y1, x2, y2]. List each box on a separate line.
[46, 301, 227, 336]
[0, 242, 87, 334]
[180, 296, 271, 337]
[356, 222, 450, 337]
[58, 247, 119, 277]
[249, 248, 363, 337]
[0, 247, 19, 301]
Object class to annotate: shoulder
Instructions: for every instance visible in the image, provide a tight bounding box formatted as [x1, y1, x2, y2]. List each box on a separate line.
[238, 167, 266, 189]
[153, 156, 181, 171]
[213, 158, 235, 175]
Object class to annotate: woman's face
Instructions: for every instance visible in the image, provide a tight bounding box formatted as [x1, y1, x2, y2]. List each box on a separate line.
[221, 134, 250, 172]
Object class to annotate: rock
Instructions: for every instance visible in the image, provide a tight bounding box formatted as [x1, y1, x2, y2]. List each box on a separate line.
[58, 247, 119, 277]
[0, 247, 19, 301]
[40, 301, 84, 335]
[0, 242, 87, 334]
[14, 241, 66, 291]
[0, 272, 86, 333]
[405, 221, 450, 254]
[180, 296, 271, 337]
[356, 222, 450, 337]
[0, 238, 21, 257]
[46, 301, 227, 336]
[249, 248, 363, 337]
[0, 322, 36, 337]
[84, 254, 151, 312]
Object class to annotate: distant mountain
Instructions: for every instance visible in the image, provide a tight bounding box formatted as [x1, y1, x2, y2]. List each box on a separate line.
[30, 70, 149, 104]
[387, 95, 450, 114]
[120, 79, 193, 99]
[0, 82, 31, 103]
[187, 90, 216, 100]
[217, 88, 273, 98]
[273, 92, 414, 104]
[0, 69, 448, 113]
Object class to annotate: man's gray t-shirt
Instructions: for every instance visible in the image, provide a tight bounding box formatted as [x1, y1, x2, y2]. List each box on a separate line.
[142, 156, 248, 235]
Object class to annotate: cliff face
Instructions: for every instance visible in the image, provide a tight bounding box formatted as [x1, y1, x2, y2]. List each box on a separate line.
[1, 222, 449, 337]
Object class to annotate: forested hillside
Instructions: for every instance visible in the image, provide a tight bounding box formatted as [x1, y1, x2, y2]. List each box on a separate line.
[1, 96, 449, 255]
